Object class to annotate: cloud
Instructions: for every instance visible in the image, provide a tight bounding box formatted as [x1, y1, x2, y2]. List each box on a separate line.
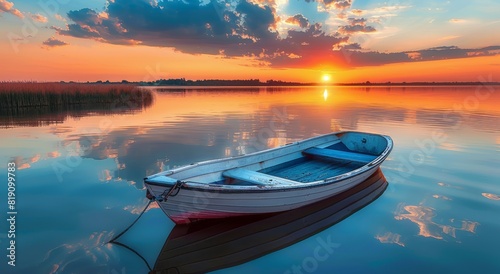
[30, 154, 41, 163]
[18, 163, 31, 170]
[449, 18, 467, 23]
[55, 0, 500, 69]
[329, 0, 353, 9]
[43, 37, 69, 47]
[440, 35, 460, 41]
[54, 13, 66, 22]
[376, 232, 405, 247]
[56, 0, 342, 58]
[47, 151, 62, 158]
[58, 1, 245, 51]
[99, 169, 113, 181]
[406, 52, 421, 60]
[273, 45, 500, 68]
[0, 0, 23, 18]
[482, 193, 500, 201]
[343, 45, 500, 67]
[12, 154, 40, 170]
[285, 14, 309, 28]
[31, 13, 48, 23]
[346, 5, 411, 22]
[304, 0, 352, 10]
[351, 9, 363, 15]
[338, 18, 376, 34]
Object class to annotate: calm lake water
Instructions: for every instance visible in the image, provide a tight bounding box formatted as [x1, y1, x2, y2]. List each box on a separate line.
[1, 86, 499, 273]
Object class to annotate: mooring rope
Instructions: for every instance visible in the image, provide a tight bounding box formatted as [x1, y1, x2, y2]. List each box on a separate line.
[107, 181, 184, 272]
[107, 198, 154, 271]
[111, 241, 153, 271]
[108, 199, 154, 244]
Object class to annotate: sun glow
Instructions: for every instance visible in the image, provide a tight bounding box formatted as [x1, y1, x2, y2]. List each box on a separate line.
[322, 74, 331, 82]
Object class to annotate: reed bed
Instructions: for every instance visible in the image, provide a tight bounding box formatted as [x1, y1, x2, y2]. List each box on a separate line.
[0, 82, 153, 110]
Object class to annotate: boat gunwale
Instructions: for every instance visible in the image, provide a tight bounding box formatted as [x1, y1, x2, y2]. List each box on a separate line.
[153, 165, 380, 194]
[144, 131, 393, 193]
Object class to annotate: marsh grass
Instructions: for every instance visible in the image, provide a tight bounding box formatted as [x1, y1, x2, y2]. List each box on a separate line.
[0, 82, 154, 127]
[0, 82, 153, 108]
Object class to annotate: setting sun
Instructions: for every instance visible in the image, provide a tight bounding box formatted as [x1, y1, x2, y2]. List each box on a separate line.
[322, 74, 331, 82]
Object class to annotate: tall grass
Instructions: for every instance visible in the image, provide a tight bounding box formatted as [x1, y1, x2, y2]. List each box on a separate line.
[0, 82, 154, 127]
[0, 82, 153, 109]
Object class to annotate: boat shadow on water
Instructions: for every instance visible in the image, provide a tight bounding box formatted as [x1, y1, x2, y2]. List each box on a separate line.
[150, 168, 388, 274]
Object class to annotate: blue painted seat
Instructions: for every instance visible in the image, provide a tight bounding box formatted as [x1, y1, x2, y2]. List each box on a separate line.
[302, 147, 377, 164]
[222, 168, 301, 186]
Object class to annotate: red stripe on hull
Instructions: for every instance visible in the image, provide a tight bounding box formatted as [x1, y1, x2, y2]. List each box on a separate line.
[169, 211, 252, 224]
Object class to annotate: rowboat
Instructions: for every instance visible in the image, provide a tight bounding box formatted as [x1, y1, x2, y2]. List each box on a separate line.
[144, 131, 393, 224]
[152, 169, 388, 273]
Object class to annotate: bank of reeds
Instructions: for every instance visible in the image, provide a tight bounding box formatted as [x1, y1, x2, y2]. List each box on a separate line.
[0, 82, 153, 110]
[0, 82, 154, 127]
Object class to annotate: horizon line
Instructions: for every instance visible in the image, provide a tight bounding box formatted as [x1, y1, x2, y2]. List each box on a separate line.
[2, 79, 500, 86]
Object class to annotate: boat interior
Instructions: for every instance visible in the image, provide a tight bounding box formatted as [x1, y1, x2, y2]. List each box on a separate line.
[222, 138, 381, 186]
[146, 132, 390, 187]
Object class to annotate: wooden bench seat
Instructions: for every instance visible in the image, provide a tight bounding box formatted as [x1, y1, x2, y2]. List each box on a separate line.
[302, 147, 377, 164]
[222, 168, 301, 186]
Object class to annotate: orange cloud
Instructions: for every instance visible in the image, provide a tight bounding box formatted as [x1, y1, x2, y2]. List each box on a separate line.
[31, 13, 48, 23]
[54, 14, 66, 22]
[47, 151, 62, 158]
[406, 52, 421, 60]
[375, 232, 405, 247]
[17, 163, 31, 170]
[30, 154, 41, 163]
[482, 193, 500, 201]
[99, 169, 113, 181]
[395, 204, 479, 241]
[0, 0, 23, 18]
[351, 9, 363, 15]
[285, 14, 309, 28]
[440, 35, 460, 41]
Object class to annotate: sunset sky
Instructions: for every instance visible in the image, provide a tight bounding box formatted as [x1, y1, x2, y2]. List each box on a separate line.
[1, 0, 499, 83]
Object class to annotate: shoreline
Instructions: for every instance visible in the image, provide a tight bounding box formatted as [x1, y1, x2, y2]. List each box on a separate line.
[3, 81, 499, 87]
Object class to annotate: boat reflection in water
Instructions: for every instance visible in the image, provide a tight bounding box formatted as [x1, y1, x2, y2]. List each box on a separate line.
[151, 168, 388, 274]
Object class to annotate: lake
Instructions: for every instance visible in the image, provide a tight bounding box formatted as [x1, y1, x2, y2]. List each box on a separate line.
[1, 85, 499, 273]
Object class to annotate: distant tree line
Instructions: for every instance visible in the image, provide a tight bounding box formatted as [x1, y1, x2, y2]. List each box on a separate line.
[136, 78, 313, 86]
[54, 79, 500, 86]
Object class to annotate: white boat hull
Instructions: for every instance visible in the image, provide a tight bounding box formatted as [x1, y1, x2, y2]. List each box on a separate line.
[145, 131, 393, 224]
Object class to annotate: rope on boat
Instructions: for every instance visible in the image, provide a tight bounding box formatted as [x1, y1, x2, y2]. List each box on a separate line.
[157, 180, 185, 201]
[107, 180, 185, 271]
[109, 180, 184, 244]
